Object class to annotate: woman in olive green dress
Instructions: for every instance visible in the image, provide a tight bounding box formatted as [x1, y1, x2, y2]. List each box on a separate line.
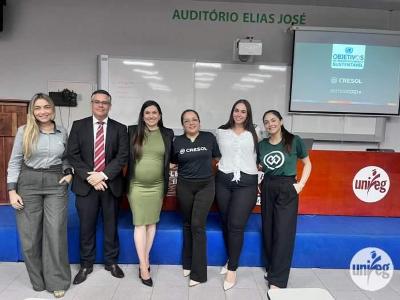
[127, 100, 174, 286]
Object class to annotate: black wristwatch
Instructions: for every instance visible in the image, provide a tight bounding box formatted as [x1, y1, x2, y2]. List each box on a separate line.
[63, 168, 74, 176]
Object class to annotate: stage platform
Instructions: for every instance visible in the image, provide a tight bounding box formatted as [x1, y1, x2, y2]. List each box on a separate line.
[0, 191, 399, 269]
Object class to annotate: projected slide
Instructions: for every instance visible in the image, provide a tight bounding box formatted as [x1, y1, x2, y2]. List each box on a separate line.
[290, 31, 400, 115]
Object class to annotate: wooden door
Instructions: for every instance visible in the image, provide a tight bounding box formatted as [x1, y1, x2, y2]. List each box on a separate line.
[0, 100, 29, 204]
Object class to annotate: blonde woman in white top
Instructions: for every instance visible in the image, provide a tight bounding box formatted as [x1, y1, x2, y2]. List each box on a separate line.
[215, 99, 259, 291]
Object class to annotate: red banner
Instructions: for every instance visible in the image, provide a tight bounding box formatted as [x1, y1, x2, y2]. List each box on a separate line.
[297, 150, 400, 217]
[123, 150, 400, 217]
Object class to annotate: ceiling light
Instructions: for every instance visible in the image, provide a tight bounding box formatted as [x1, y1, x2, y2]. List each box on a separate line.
[123, 60, 154, 66]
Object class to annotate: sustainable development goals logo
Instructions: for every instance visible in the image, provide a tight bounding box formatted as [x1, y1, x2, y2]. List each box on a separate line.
[331, 44, 366, 70]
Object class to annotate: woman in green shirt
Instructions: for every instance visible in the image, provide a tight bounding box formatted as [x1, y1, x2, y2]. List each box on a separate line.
[127, 100, 174, 287]
[258, 110, 312, 289]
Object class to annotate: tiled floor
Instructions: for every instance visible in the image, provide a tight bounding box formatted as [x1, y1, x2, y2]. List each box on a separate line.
[0, 262, 399, 300]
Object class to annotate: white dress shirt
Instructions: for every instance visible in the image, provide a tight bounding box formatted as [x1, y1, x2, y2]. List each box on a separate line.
[216, 128, 258, 182]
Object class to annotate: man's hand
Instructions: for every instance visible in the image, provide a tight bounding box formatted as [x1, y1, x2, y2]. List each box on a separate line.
[93, 181, 108, 191]
[87, 171, 106, 186]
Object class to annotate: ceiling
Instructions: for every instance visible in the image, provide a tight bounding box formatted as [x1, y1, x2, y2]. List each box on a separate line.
[195, 0, 400, 11]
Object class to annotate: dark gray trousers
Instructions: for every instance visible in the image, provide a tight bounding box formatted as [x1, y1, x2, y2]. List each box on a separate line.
[16, 165, 71, 292]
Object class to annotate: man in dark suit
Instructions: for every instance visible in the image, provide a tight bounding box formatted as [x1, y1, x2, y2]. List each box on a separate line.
[67, 90, 128, 284]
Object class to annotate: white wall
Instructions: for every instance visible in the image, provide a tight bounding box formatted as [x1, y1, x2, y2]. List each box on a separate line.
[1, 0, 399, 150]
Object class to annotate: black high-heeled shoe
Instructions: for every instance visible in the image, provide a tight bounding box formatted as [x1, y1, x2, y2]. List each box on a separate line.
[139, 268, 153, 287]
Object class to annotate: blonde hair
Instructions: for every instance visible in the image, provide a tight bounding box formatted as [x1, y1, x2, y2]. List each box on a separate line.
[23, 93, 55, 159]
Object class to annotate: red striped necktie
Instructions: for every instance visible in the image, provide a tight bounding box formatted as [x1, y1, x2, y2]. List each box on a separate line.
[94, 121, 105, 172]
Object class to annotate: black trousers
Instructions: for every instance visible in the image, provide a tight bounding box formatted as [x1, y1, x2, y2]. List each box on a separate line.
[76, 189, 120, 267]
[215, 171, 258, 271]
[261, 176, 298, 288]
[176, 177, 215, 283]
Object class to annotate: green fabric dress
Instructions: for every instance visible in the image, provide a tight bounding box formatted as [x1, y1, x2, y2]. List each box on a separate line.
[128, 129, 165, 225]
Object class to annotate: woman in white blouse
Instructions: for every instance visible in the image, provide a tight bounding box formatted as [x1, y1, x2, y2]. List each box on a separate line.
[215, 99, 259, 291]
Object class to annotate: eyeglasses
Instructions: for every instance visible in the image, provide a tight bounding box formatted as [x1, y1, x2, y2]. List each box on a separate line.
[92, 100, 111, 106]
[183, 118, 199, 125]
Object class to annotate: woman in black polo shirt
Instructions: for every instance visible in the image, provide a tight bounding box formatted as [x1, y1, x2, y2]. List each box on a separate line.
[259, 110, 312, 289]
[172, 109, 221, 287]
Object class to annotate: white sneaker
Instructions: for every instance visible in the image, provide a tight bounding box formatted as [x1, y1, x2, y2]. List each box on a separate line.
[183, 269, 191, 277]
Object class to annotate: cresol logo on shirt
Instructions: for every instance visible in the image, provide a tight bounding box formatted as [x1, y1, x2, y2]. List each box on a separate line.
[179, 147, 207, 155]
[352, 166, 390, 203]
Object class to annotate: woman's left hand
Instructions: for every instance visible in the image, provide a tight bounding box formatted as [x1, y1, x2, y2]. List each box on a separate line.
[293, 182, 305, 194]
[59, 174, 72, 185]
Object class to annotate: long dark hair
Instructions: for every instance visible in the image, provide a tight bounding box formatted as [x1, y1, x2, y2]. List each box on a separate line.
[219, 99, 258, 151]
[263, 110, 294, 153]
[132, 100, 164, 160]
